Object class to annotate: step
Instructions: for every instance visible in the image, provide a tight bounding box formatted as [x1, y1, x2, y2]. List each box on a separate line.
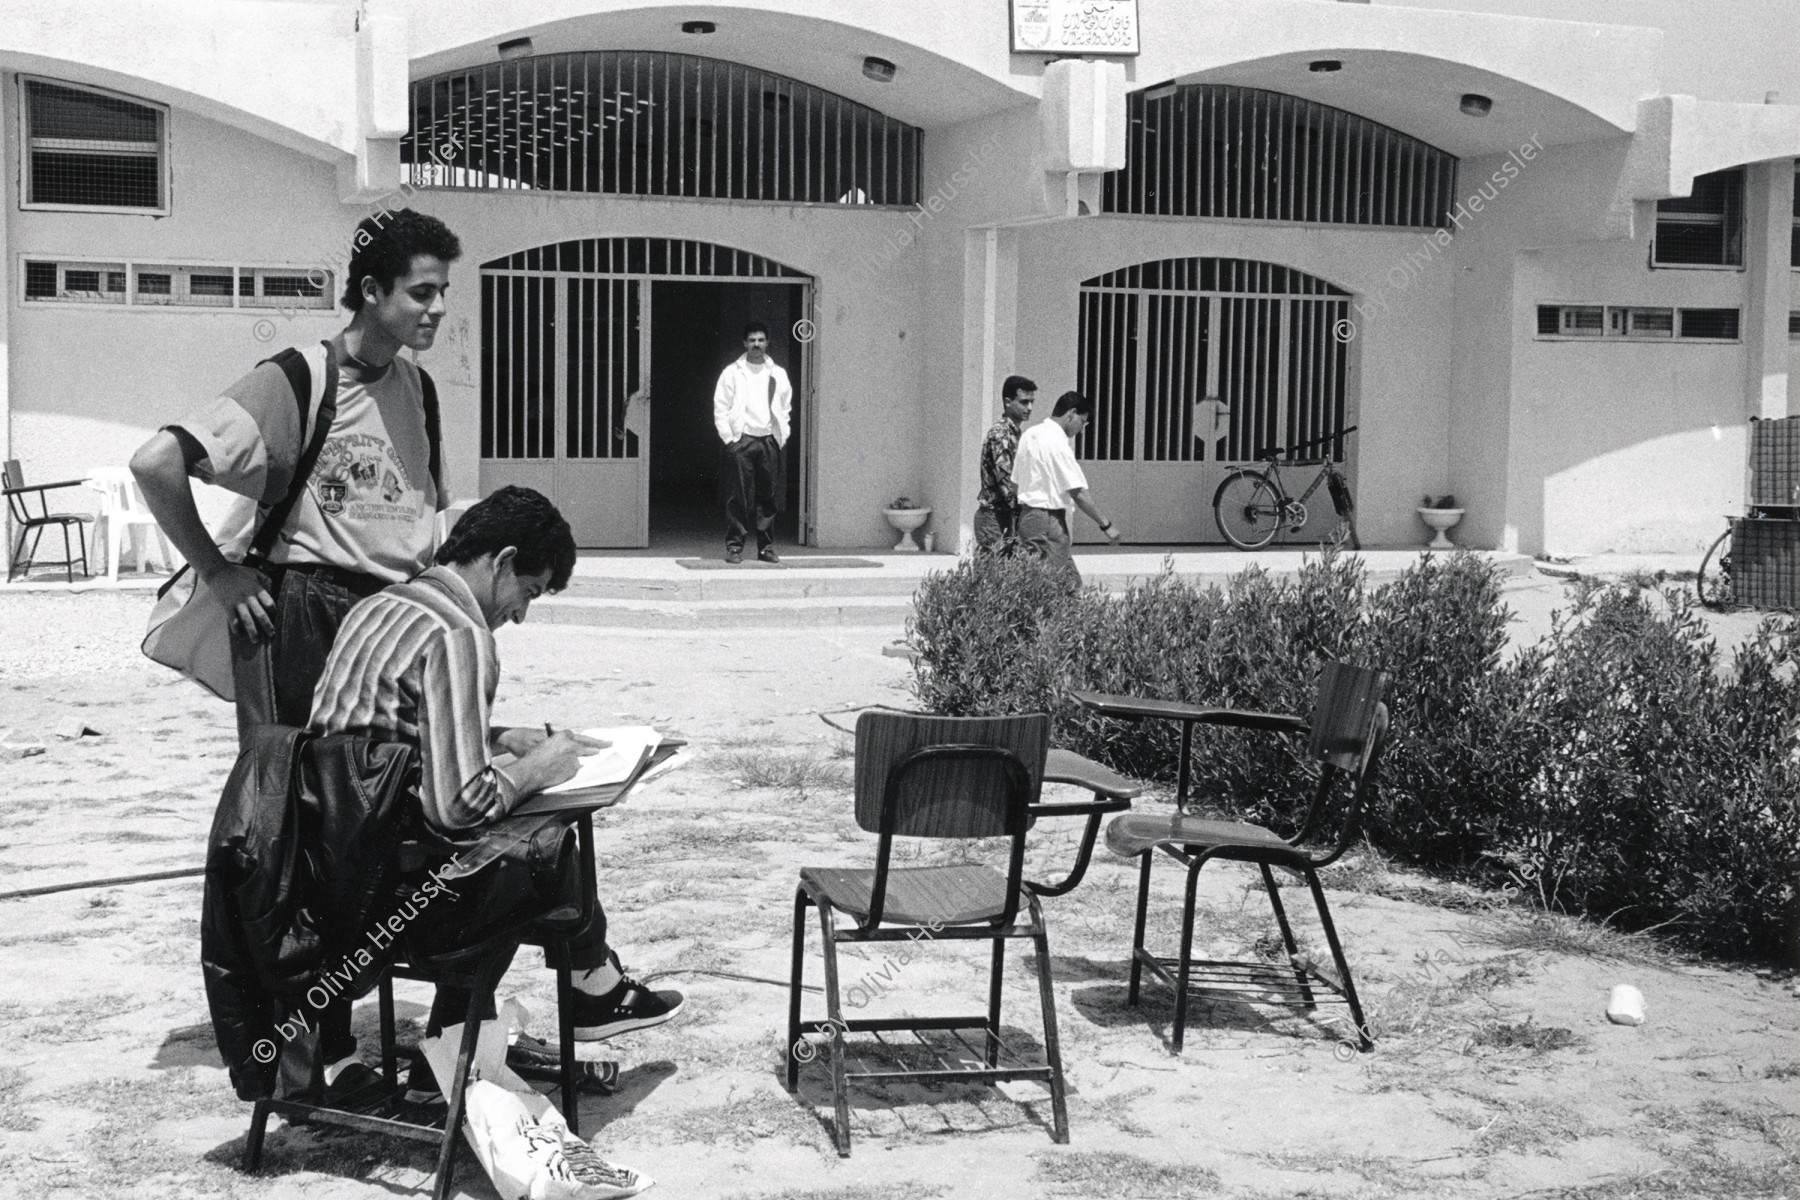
[533, 593, 917, 630]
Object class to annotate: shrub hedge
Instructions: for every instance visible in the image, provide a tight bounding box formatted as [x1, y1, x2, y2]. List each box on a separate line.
[906, 551, 1800, 964]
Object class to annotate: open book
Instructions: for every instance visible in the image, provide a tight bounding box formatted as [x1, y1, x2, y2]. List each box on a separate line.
[506, 727, 687, 817]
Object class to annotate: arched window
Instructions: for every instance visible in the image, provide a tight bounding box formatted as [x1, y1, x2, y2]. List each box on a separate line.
[405, 51, 922, 205]
[1104, 84, 1457, 228]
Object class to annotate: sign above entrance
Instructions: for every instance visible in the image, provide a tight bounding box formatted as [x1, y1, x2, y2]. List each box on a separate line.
[1011, 0, 1140, 56]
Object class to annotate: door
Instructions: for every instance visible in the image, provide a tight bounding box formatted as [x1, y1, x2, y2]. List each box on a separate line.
[557, 277, 650, 546]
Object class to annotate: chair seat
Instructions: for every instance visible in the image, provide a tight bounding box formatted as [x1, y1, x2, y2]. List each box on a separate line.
[1105, 812, 1293, 859]
[800, 862, 1015, 926]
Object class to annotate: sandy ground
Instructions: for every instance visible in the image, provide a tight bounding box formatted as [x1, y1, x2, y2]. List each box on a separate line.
[1, 574, 1797, 1200]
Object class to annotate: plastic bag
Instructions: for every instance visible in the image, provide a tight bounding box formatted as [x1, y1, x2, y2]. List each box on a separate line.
[419, 1000, 652, 1200]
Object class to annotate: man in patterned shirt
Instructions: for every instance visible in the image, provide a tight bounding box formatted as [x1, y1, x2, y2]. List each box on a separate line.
[972, 375, 1036, 552]
[306, 486, 683, 1095]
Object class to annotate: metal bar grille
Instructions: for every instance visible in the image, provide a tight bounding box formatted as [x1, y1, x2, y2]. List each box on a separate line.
[1078, 259, 1349, 466]
[1105, 84, 1457, 228]
[407, 51, 921, 206]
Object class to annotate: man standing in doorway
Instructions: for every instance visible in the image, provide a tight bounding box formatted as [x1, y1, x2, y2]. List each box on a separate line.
[131, 209, 463, 745]
[713, 320, 793, 564]
[973, 375, 1035, 552]
[1011, 390, 1123, 587]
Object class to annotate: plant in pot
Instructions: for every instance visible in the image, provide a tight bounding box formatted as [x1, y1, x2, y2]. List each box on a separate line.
[1417, 494, 1465, 550]
[883, 496, 932, 551]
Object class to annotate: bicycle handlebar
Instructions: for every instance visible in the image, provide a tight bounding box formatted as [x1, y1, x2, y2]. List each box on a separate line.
[1259, 426, 1358, 461]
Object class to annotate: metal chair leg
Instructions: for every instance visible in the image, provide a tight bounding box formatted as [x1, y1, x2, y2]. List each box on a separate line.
[1170, 859, 1205, 1054]
[556, 952, 578, 1135]
[1127, 851, 1152, 1005]
[816, 901, 852, 1157]
[1305, 870, 1372, 1050]
[986, 938, 1005, 1068]
[1261, 863, 1317, 1010]
[435, 954, 507, 1200]
[378, 976, 397, 1087]
[786, 888, 810, 1092]
[1029, 898, 1070, 1144]
[243, 1099, 271, 1171]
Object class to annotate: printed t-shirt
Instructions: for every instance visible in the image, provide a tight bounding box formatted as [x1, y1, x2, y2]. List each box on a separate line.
[174, 356, 443, 584]
[1011, 418, 1088, 513]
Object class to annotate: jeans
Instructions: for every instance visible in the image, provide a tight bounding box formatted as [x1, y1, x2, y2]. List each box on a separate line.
[973, 505, 1015, 553]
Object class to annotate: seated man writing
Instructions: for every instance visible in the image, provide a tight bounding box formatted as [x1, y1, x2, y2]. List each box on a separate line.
[307, 484, 682, 1097]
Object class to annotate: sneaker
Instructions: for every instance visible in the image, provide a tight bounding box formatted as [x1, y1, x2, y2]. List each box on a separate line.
[323, 1060, 388, 1109]
[507, 1033, 622, 1094]
[757, 546, 781, 564]
[402, 1057, 442, 1106]
[572, 976, 685, 1042]
[724, 547, 743, 564]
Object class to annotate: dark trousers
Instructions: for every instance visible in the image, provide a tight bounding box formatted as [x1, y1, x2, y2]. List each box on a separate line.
[720, 434, 785, 551]
[1017, 506, 1080, 589]
[231, 563, 383, 1062]
[406, 834, 611, 1035]
[231, 562, 384, 747]
[973, 505, 1016, 553]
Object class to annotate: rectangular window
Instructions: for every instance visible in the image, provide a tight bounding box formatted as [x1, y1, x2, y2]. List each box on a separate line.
[1653, 167, 1744, 267]
[20, 259, 129, 304]
[1609, 306, 1674, 338]
[1791, 165, 1799, 269]
[21, 78, 167, 212]
[21, 259, 331, 311]
[1536, 303, 1737, 342]
[1678, 307, 1740, 340]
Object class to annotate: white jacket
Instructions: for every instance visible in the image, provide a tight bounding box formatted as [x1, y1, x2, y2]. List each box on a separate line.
[712, 355, 792, 446]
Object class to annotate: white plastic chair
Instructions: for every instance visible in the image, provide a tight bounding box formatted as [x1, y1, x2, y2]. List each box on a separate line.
[87, 466, 175, 581]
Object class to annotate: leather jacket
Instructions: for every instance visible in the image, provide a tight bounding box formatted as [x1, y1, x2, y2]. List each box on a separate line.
[200, 725, 417, 1100]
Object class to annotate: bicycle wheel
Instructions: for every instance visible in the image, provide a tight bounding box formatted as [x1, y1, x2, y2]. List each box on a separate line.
[1214, 471, 1284, 549]
[1696, 527, 1734, 609]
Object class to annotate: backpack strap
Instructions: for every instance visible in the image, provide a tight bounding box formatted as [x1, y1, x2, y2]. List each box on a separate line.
[250, 340, 339, 559]
[418, 364, 442, 493]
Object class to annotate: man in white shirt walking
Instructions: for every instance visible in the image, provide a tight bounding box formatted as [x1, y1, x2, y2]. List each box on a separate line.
[1010, 390, 1123, 586]
[712, 321, 793, 563]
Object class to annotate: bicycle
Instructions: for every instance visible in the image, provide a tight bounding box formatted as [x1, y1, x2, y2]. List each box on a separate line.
[1212, 425, 1360, 550]
[1696, 520, 1735, 609]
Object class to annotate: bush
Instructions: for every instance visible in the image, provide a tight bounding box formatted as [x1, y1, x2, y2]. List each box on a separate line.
[907, 553, 1800, 964]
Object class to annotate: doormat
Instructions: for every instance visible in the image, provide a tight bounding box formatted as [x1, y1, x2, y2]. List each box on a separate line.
[675, 556, 883, 570]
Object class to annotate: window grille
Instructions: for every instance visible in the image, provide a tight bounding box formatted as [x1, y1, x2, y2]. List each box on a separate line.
[1789, 310, 1800, 342]
[406, 51, 922, 206]
[1103, 84, 1458, 228]
[1077, 258, 1350, 464]
[1678, 308, 1740, 339]
[21, 260, 331, 311]
[22, 79, 166, 211]
[1791, 165, 1799, 269]
[1653, 168, 1744, 267]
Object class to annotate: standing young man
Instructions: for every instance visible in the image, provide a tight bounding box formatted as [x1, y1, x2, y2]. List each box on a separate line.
[712, 320, 793, 564]
[131, 209, 463, 744]
[1010, 390, 1124, 587]
[973, 375, 1036, 552]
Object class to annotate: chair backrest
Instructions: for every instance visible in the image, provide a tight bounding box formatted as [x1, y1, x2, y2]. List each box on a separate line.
[1298, 661, 1391, 865]
[853, 710, 1049, 839]
[86, 466, 153, 521]
[2, 460, 23, 491]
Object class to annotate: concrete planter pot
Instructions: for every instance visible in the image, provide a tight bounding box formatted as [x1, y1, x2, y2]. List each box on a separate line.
[1417, 507, 1465, 550]
[883, 507, 931, 552]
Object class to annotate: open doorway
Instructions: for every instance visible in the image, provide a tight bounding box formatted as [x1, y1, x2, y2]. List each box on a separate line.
[649, 281, 808, 549]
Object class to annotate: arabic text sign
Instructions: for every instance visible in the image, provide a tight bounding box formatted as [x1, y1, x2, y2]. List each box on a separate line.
[1012, 0, 1140, 55]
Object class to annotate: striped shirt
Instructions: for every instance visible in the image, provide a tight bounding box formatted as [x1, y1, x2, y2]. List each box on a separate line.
[307, 565, 514, 833]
